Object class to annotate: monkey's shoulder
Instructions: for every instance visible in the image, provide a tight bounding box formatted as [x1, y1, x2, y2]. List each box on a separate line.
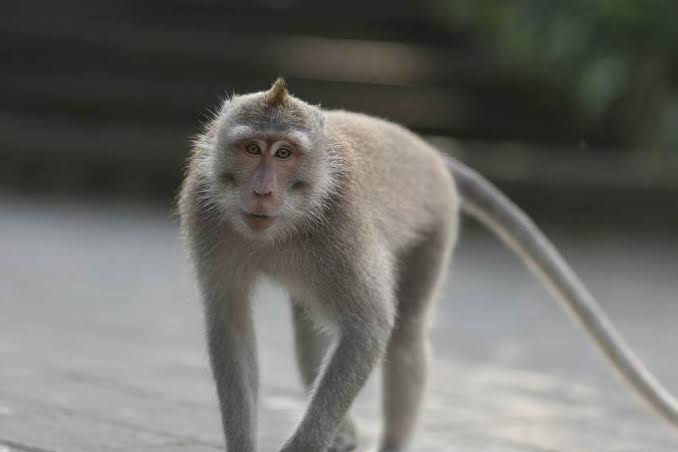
[324, 110, 441, 161]
[323, 110, 457, 234]
[325, 110, 417, 139]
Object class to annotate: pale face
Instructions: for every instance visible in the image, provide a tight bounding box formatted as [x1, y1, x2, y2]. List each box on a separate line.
[210, 125, 331, 241]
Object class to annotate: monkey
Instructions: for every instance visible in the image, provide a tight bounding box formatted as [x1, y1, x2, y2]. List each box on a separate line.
[178, 78, 678, 452]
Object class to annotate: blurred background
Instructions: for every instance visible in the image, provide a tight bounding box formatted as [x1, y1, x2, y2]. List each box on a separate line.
[1, 1, 677, 451]
[2, 0, 678, 225]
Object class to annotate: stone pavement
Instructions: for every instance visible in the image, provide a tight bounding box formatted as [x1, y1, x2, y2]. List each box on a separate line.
[1, 195, 677, 451]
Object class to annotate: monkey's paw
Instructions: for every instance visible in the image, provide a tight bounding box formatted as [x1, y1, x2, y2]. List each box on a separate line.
[328, 421, 358, 452]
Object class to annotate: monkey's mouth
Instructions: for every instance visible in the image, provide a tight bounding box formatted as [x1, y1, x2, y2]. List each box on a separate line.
[242, 211, 276, 230]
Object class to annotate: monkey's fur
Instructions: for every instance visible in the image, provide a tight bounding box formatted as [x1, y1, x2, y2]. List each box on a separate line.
[179, 79, 678, 452]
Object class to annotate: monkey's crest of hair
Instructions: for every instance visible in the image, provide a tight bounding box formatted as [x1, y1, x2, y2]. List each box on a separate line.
[264, 77, 289, 107]
[182, 78, 345, 243]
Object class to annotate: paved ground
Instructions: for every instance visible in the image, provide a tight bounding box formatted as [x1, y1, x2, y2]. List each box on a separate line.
[1, 195, 677, 452]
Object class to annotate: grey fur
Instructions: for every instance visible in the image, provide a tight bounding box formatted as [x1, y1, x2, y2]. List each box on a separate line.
[178, 81, 677, 452]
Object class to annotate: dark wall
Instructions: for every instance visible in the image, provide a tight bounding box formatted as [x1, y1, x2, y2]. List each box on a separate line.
[1, 0, 602, 197]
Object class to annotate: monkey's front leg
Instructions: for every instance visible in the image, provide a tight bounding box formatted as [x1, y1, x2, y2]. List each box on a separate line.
[204, 285, 259, 452]
[281, 284, 394, 452]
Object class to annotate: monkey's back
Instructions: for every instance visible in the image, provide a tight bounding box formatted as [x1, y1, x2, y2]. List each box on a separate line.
[325, 110, 459, 251]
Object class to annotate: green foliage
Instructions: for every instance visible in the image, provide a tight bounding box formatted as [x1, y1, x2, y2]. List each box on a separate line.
[426, 0, 678, 151]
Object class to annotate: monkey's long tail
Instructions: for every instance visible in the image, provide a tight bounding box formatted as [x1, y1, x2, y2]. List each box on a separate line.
[445, 155, 678, 429]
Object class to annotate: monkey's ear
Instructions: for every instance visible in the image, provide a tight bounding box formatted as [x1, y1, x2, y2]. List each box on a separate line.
[264, 77, 289, 107]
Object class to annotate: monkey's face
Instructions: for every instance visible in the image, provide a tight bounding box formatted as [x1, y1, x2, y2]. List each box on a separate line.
[204, 85, 334, 242]
[211, 127, 333, 241]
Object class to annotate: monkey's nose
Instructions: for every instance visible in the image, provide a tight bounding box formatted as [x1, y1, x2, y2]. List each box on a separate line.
[253, 189, 273, 197]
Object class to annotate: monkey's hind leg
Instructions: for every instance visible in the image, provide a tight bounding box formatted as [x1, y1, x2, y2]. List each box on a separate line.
[291, 302, 359, 452]
[379, 227, 453, 452]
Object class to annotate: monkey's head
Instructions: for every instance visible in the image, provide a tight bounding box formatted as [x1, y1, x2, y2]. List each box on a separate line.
[196, 78, 336, 241]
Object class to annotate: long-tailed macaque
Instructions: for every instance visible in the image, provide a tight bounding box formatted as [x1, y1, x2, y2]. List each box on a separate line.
[178, 79, 677, 452]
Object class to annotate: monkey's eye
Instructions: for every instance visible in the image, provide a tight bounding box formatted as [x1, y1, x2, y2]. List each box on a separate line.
[245, 143, 262, 155]
[275, 148, 292, 159]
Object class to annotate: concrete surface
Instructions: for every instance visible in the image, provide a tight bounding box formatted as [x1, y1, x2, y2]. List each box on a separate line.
[1, 195, 677, 451]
